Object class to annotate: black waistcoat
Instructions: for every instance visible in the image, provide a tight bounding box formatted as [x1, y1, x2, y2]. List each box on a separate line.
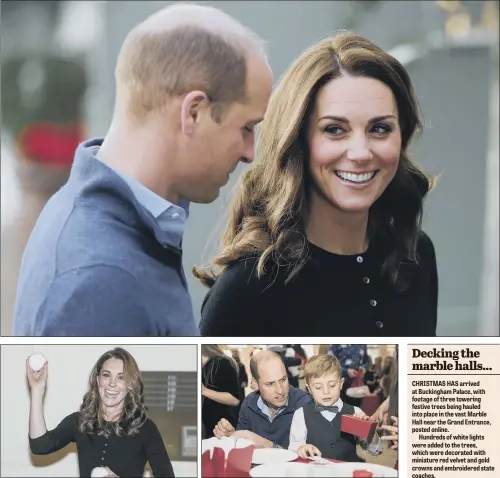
[303, 402, 362, 462]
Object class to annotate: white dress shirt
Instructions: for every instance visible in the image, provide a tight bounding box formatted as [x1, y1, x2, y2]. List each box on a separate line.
[288, 398, 383, 456]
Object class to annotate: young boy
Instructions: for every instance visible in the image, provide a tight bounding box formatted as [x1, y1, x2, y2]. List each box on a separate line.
[288, 354, 383, 462]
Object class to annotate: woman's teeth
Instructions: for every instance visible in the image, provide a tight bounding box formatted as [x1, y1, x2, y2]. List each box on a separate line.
[335, 170, 376, 183]
[105, 390, 119, 398]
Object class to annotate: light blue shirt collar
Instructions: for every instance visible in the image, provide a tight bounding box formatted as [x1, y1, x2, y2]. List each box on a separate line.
[257, 395, 289, 422]
[94, 153, 189, 247]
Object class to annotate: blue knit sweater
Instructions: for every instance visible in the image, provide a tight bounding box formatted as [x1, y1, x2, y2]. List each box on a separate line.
[236, 386, 312, 448]
[13, 138, 199, 336]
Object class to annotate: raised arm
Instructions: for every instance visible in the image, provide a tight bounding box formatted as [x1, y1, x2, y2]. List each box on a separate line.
[29, 413, 78, 455]
[27, 354, 78, 454]
[27, 359, 48, 440]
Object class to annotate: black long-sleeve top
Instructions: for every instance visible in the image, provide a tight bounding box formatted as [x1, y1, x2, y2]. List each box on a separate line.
[202, 357, 240, 439]
[29, 412, 175, 477]
[200, 232, 438, 337]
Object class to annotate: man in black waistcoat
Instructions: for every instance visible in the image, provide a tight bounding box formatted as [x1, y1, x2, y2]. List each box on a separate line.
[288, 354, 383, 461]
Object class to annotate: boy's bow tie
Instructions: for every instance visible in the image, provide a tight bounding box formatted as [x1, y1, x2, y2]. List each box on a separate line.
[315, 404, 339, 413]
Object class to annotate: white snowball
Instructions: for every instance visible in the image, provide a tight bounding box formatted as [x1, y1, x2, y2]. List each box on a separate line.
[91, 467, 108, 477]
[28, 353, 47, 372]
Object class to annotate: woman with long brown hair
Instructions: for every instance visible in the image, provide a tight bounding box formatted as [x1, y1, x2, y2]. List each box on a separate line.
[27, 348, 174, 477]
[201, 345, 240, 439]
[195, 32, 438, 337]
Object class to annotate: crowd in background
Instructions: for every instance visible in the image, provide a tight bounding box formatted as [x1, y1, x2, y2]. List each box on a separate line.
[201, 344, 396, 439]
[329, 344, 395, 408]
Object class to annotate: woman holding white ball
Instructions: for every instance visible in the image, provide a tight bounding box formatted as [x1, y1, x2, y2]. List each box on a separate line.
[26, 347, 175, 477]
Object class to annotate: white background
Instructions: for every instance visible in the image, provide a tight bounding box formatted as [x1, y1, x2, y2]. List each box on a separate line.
[0, 344, 197, 477]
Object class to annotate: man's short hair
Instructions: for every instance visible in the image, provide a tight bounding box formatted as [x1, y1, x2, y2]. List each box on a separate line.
[115, 9, 265, 122]
[250, 350, 284, 382]
[304, 354, 342, 384]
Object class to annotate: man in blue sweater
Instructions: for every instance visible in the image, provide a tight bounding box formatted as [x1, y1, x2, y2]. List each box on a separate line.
[213, 350, 311, 448]
[13, 4, 273, 336]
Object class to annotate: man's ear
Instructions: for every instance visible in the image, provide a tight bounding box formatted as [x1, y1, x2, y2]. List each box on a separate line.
[250, 378, 258, 391]
[340, 377, 345, 388]
[180, 90, 210, 135]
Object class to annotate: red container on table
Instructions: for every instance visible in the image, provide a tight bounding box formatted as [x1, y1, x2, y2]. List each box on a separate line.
[201, 443, 254, 477]
[341, 415, 377, 442]
[353, 471, 373, 477]
[201, 450, 216, 477]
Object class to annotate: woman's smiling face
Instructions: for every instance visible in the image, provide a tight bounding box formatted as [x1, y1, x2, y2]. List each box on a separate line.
[97, 358, 128, 416]
[307, 75, 402, 213]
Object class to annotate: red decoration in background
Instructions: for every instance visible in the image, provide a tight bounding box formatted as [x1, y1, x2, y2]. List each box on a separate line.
[16, 121, 85, 168]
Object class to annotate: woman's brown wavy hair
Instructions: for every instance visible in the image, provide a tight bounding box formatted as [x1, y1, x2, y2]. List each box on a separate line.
[194, 32, 435, 292]
[79, 347, 147, 437]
